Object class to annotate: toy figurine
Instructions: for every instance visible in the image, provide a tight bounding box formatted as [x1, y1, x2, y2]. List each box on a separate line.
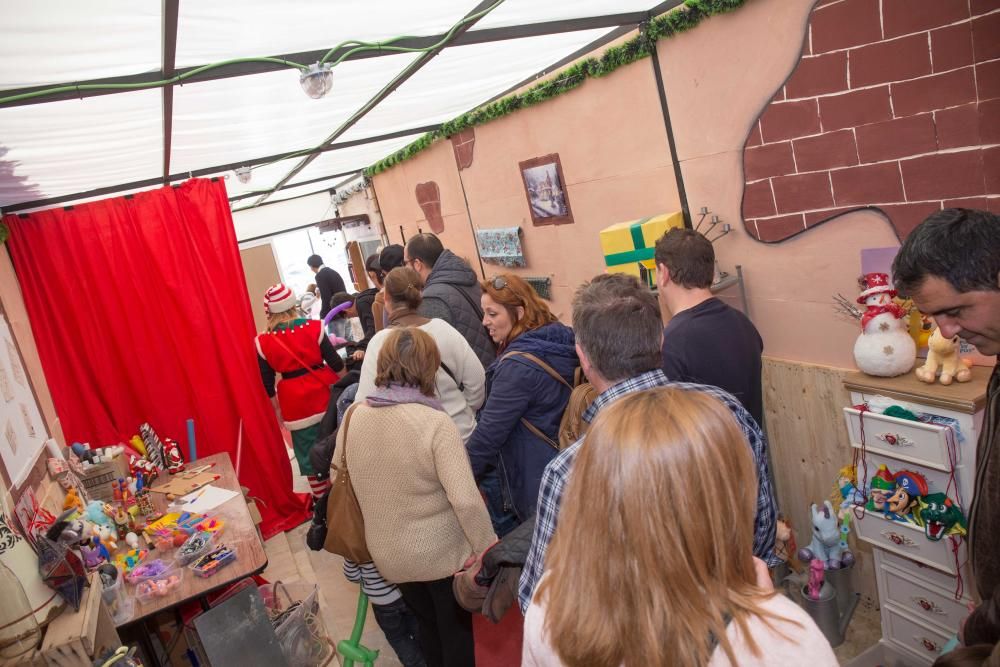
[916, 493, 967, 541]
[866, 465, 896, 512]
[915, 326, 973, 385]
[125, 532, 140, 549]
[885, 470, 928, 521]
[807, 558, 825, 600]
[774, 515, 803, 573]
[63, 486, 85, 514]
[114, 506, 130, 540]
[831, 465, 865, 519]
[166, 440, 185, 475]
[798, 501, 855, 570]
[112, 479, 123, 504]
[81, 540, 105, 569]
[852, 272, 916, 377]
[98, 525, 118, 553]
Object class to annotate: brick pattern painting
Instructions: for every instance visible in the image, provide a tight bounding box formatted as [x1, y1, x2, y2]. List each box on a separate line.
[741, 0, 1000, 242]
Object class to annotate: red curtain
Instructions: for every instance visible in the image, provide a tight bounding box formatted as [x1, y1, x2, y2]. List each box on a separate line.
[4, 178, 308, 538]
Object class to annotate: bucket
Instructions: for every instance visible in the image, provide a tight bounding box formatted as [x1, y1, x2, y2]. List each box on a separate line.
[800, 577, 860, 648]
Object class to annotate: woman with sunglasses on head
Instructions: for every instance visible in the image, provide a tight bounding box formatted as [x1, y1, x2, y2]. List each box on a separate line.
[465, 274, 577, 536]
[523, 388, 837, 667]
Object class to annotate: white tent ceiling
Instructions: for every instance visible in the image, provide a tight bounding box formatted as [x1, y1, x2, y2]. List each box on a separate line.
[0, 0, 679, 213]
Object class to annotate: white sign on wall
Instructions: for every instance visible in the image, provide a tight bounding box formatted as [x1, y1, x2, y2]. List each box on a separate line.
[0, 310, 47, 486]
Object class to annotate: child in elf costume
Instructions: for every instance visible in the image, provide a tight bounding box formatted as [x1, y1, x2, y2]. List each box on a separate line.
[256, 284, 345, 501]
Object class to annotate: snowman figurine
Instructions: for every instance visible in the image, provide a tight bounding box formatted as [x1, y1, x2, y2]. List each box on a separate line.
[852, 272, 916, 377]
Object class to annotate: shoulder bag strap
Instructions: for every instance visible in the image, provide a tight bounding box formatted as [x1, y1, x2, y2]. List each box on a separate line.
[337, 404, 358, 471]
[501, 351, 572, 390]
[271, 331, 330, 387]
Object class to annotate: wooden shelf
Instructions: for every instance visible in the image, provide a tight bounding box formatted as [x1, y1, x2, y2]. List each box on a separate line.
[843, 365, 992, 414]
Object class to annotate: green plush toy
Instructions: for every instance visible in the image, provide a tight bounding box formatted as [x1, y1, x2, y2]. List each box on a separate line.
[915, 493, 967, 542]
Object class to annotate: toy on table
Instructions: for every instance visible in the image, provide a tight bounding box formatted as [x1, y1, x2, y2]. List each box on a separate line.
[190, 544, 236, 577]
[915, 327, 972, 385]
[63, 486, 85, 514]
[176, 532, 216, 566]
[885, 469, 928, 522]
[114, 548, 149, 573]
[125, 532, 140, 550]
[807, 558, 826, 600]
[125, 558, 172, 584]
[84, 500, 114, 529]
[865, 465, 896, 512]
[915, 493, 968, 541]
[166, 439, 186, 474]
[135, 572, 182, 600]
[114, 506, 130, 540]
[47, 509, 88, 545]
[852, 272, 916, 378]
[798, 500, 855, 570]
[191, 515, 224, 534]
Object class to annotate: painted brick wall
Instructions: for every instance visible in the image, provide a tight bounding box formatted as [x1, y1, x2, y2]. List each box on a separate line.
[741, 0, 1000, 242]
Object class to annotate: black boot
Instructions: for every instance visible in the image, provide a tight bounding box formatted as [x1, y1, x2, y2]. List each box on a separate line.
[306, 488, 330, 551]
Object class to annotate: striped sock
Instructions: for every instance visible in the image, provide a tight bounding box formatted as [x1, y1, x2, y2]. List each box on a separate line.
[307, 475, 331, 500]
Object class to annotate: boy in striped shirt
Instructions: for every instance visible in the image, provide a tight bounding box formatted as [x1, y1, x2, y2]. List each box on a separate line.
[343, 560, 425, 667]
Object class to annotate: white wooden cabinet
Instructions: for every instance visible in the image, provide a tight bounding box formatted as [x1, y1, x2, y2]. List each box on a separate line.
[841, 367, 989, 666]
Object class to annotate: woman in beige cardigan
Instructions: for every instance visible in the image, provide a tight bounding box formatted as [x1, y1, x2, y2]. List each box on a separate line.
[335, 326, 496, 667]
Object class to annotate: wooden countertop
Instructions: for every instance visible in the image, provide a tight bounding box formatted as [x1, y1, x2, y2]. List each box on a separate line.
[118, 452, 268, 627]
[843, 363, 993, 414]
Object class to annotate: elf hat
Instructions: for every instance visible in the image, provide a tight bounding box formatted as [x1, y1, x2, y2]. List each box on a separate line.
[870, 465, 895, 491]
[857, 272, 898, 303]
[894, 470, 929, 497]
[264, 283, 297, 314]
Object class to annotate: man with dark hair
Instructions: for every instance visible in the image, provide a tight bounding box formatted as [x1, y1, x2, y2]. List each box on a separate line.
[518, 272, 778, 611]
[654, 228, 765, 426]
[404, 233, 495, 368]
[307, 254, 347, 321]
[892, 208, 1000, 603]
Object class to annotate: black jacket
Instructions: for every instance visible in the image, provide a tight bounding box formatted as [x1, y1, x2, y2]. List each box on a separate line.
[418, 250, 496, 368]
[354, 287, 379, 349]
[316, 266, 347, 319]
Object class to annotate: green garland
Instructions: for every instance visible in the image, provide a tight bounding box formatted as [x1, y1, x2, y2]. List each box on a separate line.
[365, 0, 747, 176]
[0, 221, 8, 245]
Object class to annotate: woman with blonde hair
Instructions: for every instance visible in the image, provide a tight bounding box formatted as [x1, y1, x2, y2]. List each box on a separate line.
[335, 326, 496, 666]
[465, 274, 577, 535]
[256, 283, 344, 502]
[523, 387, 836, 667]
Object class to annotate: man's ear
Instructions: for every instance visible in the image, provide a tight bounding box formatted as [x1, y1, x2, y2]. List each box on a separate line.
[656, 263, 670, 290]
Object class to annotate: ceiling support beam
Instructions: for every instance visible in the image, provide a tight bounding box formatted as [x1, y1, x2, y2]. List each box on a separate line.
[161, 0, 180, 182]
[0, 11, 653, 108]
[251, 0, 501, 207]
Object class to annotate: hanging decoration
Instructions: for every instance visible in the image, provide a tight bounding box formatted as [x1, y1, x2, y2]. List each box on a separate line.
[476, 227, 525, 268]
[366, 0, 750, 176]
[415, 181, 445, 233]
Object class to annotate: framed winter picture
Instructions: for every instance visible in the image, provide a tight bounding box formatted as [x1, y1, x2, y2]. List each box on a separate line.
[0, 305, 47, 488]
[519, 154, 574, 227]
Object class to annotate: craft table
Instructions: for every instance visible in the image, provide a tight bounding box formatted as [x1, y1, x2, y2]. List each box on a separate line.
[117, 452, 268, 628]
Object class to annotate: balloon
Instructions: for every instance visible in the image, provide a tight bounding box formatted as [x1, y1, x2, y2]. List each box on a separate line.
[322, 300, 353, 326]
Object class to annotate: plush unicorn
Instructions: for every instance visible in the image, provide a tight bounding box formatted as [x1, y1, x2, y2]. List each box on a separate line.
[798, 501, 855, 570]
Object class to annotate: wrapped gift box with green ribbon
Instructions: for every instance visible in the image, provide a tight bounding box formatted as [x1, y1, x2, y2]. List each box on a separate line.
[599, 212, 684, 287]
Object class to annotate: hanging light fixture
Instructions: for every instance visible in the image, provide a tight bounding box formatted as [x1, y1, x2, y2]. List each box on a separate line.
[300, 63, 334, 99]
[234, 167, 252, 184]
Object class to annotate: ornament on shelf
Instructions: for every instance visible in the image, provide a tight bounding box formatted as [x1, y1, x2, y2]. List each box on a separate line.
[885, 469, 928, 522]
[915, 327, 973, 385]
[915, 493, 967, 541]
[866, 465, 896, 512]
[851, 273, 916, 377]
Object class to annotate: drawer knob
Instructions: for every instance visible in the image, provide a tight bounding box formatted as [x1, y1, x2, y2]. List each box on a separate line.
[912, 596, 945, 614]
[877, 431, 913, 447]
[915, 636, 941, 653]
[882, 530, 917, 547]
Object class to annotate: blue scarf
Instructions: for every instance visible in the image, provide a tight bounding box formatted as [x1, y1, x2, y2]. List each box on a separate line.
[367, 383, 445, 412]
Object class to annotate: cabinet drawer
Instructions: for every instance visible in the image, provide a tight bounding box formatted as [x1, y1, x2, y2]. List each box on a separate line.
[854, 510, 964, 575]
[883, 566, 969, 632]
[884, 603, 950, 663]
[862, 450, 966, 507]
[844, 408, 956, 471]
[880, 550, 959, 594]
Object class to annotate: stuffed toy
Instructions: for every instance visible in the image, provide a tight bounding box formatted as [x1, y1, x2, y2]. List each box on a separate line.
[915, 493, 967, 541]
[915, 327, 972, 385]
[885, 470, 928, 521]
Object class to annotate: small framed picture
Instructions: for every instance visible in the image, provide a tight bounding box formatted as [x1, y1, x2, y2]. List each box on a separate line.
[519, 153, 574, 226]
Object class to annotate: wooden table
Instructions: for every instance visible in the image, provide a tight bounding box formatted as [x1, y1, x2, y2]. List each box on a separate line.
[117, 452, 268, 628]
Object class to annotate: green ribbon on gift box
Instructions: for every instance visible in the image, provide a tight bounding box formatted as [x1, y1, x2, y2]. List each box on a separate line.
[605, 217, 654, 266]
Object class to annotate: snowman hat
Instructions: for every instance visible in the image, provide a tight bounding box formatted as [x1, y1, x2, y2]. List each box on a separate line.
[857, 272, 898, 303]
[870, 464, 895, 491]
[894, 470, 929, 497]
[263, 283, 297, 314]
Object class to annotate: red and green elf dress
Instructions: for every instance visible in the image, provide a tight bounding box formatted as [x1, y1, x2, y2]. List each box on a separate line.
[256, 318, 343, 476]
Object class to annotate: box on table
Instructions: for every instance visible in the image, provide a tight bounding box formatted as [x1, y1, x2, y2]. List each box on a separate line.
[79, 457, 130, 503]
[598, 212, 684, 288]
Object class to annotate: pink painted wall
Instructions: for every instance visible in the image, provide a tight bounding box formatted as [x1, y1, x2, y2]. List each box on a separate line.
[372, 0, 991, 368]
